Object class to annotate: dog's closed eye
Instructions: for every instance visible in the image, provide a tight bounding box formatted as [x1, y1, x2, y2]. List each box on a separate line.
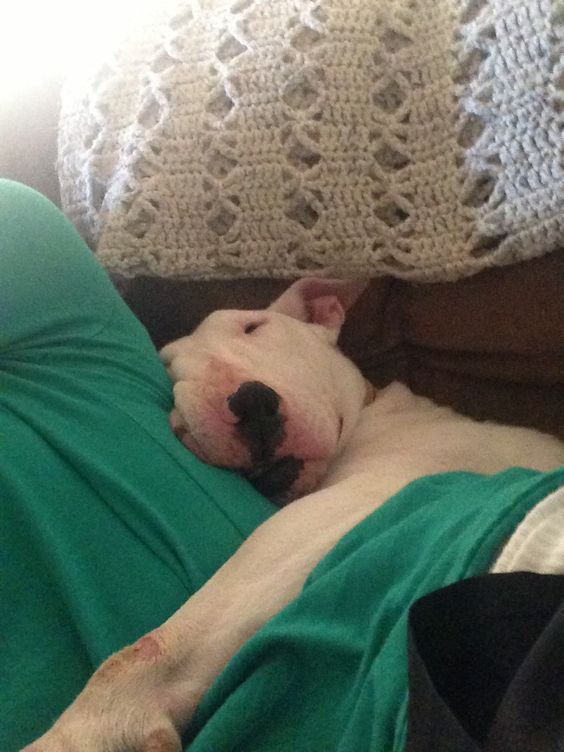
[244, 320, 266, 334]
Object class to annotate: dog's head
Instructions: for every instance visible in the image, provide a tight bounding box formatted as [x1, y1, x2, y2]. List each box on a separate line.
[160, 278, 369, 504]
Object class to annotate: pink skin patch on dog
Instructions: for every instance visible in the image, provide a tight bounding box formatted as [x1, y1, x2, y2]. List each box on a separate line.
[92, 632, 165, 685]
[132, 633, 165, 661]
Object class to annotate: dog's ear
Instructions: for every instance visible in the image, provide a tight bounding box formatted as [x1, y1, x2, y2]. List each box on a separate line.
[268, 278, 367, 337]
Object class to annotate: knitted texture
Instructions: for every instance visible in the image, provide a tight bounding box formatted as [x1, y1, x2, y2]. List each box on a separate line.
[58, 0, 564, 281]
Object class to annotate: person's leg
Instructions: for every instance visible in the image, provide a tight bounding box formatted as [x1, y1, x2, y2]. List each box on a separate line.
[0, 181, 275, 750]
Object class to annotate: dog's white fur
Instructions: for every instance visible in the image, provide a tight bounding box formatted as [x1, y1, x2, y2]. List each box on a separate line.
[26, 279, 564, 752]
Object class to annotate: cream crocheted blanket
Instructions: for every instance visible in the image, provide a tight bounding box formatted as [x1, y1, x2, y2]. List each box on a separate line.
[58, 0, 563, 281]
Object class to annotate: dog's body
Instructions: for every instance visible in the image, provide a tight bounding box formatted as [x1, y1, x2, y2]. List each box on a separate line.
[27, 279, 564, 752]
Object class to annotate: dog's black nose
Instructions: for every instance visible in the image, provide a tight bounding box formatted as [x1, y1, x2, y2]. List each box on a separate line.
[228, 381, 280, 420]
[228, 381, 284, 463]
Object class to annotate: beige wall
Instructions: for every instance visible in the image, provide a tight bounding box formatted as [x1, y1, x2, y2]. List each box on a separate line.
[0, 77, 62, 206]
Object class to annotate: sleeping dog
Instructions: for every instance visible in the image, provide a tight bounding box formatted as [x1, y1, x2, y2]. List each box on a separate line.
[26, 278, 564, 752]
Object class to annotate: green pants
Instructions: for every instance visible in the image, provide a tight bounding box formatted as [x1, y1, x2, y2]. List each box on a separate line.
[0, 181, 275, 750]
[2, 181, 563, 752]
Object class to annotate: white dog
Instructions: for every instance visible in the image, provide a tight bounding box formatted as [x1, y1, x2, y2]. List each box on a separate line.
[26, 278, 564, 752]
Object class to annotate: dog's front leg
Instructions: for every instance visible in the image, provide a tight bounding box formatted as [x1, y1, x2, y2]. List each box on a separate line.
[25, 473, 394, 752]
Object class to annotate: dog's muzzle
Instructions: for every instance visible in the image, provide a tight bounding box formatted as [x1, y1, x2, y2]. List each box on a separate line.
[228, 381, 303, 502]
[227, 381, 285, 464]
[245, 455, 305, 502]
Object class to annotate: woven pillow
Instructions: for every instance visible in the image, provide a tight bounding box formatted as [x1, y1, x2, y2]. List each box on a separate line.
[58, 0, 564, 281]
